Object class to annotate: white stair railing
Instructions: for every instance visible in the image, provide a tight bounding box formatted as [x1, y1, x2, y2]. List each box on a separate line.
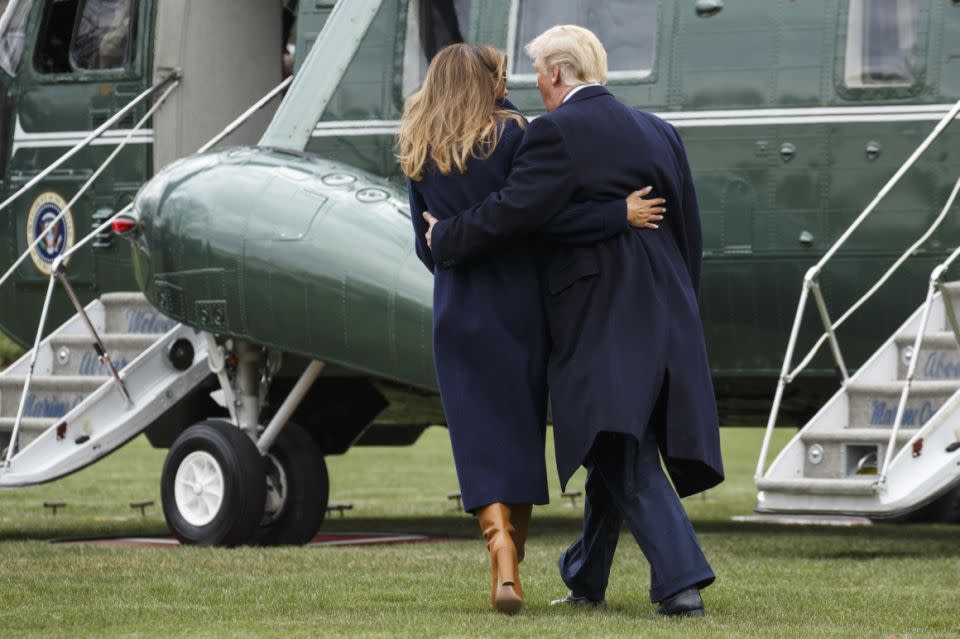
[0, 80, 180, 290]
[1, 75, 294, 467]
[756, 97, 960, 482]
[3, 79, 181, 465]
[0, 73, 179, 218]
[879, 177, 960, 484]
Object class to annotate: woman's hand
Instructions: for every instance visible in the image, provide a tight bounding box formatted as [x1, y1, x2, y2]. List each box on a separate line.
[423, 211, 438, 248]
[626, 186, 666, 229]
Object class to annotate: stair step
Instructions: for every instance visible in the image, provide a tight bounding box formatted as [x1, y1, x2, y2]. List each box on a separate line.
[100, 293, 176, 335]
[52, 334, 158, 348]
[0, 376, 110, 390]
[756, 282, 960, 514]
[756, 477, 876, 496]
[938, 281, 960, 296]
[800, 428, 920, 443]
[894, 331, 960, 380]
[937, 282, 960, 325]
[938, 282, 960, 306]
[798, 428, 917, 479]
[0, 376, 110, 419]
[47, 333, 159, 376]
[99, 292, 150, 306]
[847, 380, 960, 428]
[847, 380, 960, 394]
[894, 331, 959, 348]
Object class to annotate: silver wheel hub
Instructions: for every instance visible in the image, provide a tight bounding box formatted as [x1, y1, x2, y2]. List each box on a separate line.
[174, 451, 225, 527]
[262, 453, 288, 525]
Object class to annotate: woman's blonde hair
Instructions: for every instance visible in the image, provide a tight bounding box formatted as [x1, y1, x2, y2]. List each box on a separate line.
[398, 44, 525, 181]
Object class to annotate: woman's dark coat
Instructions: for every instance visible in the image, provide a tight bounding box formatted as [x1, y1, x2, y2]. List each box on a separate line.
[408, 107, 625, 512]
[429, 87, 724, 498]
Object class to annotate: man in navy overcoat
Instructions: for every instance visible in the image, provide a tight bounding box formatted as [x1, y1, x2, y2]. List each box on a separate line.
[424, 26, 724, 616]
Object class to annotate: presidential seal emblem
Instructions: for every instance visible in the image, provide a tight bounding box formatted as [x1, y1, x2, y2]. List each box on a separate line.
[26, 192, 74, 274]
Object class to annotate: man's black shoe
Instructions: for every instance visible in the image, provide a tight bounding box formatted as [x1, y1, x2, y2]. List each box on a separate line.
[656, 588, 705, 617]
[549, 592, 606, 609]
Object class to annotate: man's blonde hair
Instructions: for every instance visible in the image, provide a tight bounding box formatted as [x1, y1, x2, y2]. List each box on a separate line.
[525, 25, 608, 87]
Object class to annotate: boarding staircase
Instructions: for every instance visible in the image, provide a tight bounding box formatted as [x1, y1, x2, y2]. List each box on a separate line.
[0, 68, 298, 491]
[0, 293, 210, 487]
[756, 99, 960, 519]
[756, 283, 960, 517]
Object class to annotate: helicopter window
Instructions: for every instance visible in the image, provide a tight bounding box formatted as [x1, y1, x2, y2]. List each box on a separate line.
[72, 0, 134, 70]
[0, 0, 35, 76]
[402, 0, 471, 97]
[34, 0, 78, 74]
[508, 0, 657, 80]
[844, 0, 919, 87]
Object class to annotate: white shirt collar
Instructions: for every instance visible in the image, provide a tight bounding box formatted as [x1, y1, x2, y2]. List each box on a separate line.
[562, 83, 601, 104]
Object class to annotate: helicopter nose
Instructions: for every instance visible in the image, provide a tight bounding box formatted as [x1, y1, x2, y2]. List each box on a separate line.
[125, 167, 169, 244]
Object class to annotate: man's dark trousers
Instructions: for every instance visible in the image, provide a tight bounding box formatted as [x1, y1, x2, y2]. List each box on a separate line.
[559, 429, 716, 603]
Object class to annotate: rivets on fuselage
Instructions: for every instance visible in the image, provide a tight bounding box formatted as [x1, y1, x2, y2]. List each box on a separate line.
[356, 188, 389, 203]
[780, 142, 796, 162]
[322, 172, 357, 186]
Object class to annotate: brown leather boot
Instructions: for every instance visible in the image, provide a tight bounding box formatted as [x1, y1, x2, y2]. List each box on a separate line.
[509, 504, 532, 600]
[511, 504, 532, 563]
[477, 503, 523, 614]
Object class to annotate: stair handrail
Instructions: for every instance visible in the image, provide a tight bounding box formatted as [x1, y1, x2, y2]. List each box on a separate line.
[197, 75, 292, 155]
[0, 81, 180, 292]
[2, 76, 296, 467]
[64, 76, 296, 261]
[878, 177, 960, 485]
[756, 97, 960, 481]
[0, 73, 178, 219]
[2, 82, 180, 466]
[1, 72, 292, 288]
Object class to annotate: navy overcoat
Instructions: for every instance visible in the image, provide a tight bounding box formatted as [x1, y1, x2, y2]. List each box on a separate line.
[431, 87, 724, 498]
[408, 107, 626, 512]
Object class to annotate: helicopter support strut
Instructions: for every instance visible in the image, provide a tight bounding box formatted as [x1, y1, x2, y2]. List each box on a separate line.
[159, 338, 329, 546]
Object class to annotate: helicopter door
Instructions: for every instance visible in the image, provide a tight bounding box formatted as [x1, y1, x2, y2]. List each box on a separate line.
[10, 0, 150, 291]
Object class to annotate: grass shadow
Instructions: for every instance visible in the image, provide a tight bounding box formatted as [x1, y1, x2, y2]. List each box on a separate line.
[5, 514, 957, 563]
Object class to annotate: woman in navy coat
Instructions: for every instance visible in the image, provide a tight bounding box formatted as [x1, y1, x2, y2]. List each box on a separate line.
[398, 44, 661, 614]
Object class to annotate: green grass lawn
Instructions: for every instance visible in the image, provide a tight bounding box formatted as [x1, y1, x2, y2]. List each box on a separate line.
[1, 427, 959, 638]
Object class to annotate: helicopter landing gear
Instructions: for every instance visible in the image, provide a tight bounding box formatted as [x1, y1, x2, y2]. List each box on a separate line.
[159, 337, 328, 546]
[161, 419, 266, 546]
[253, 422, 329, 546]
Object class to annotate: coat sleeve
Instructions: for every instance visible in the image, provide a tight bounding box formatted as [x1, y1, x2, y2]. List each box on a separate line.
[542, 199, 628, 244]
[501, 116, 627, 245]
[430, 117, 628, 268]
[407, 180, 435, 274]
[668, 124, 703, 297]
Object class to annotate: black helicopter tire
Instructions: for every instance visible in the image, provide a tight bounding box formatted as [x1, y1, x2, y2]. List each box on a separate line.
[253, 422, 329, 546]
[161, 420, 266, 547]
